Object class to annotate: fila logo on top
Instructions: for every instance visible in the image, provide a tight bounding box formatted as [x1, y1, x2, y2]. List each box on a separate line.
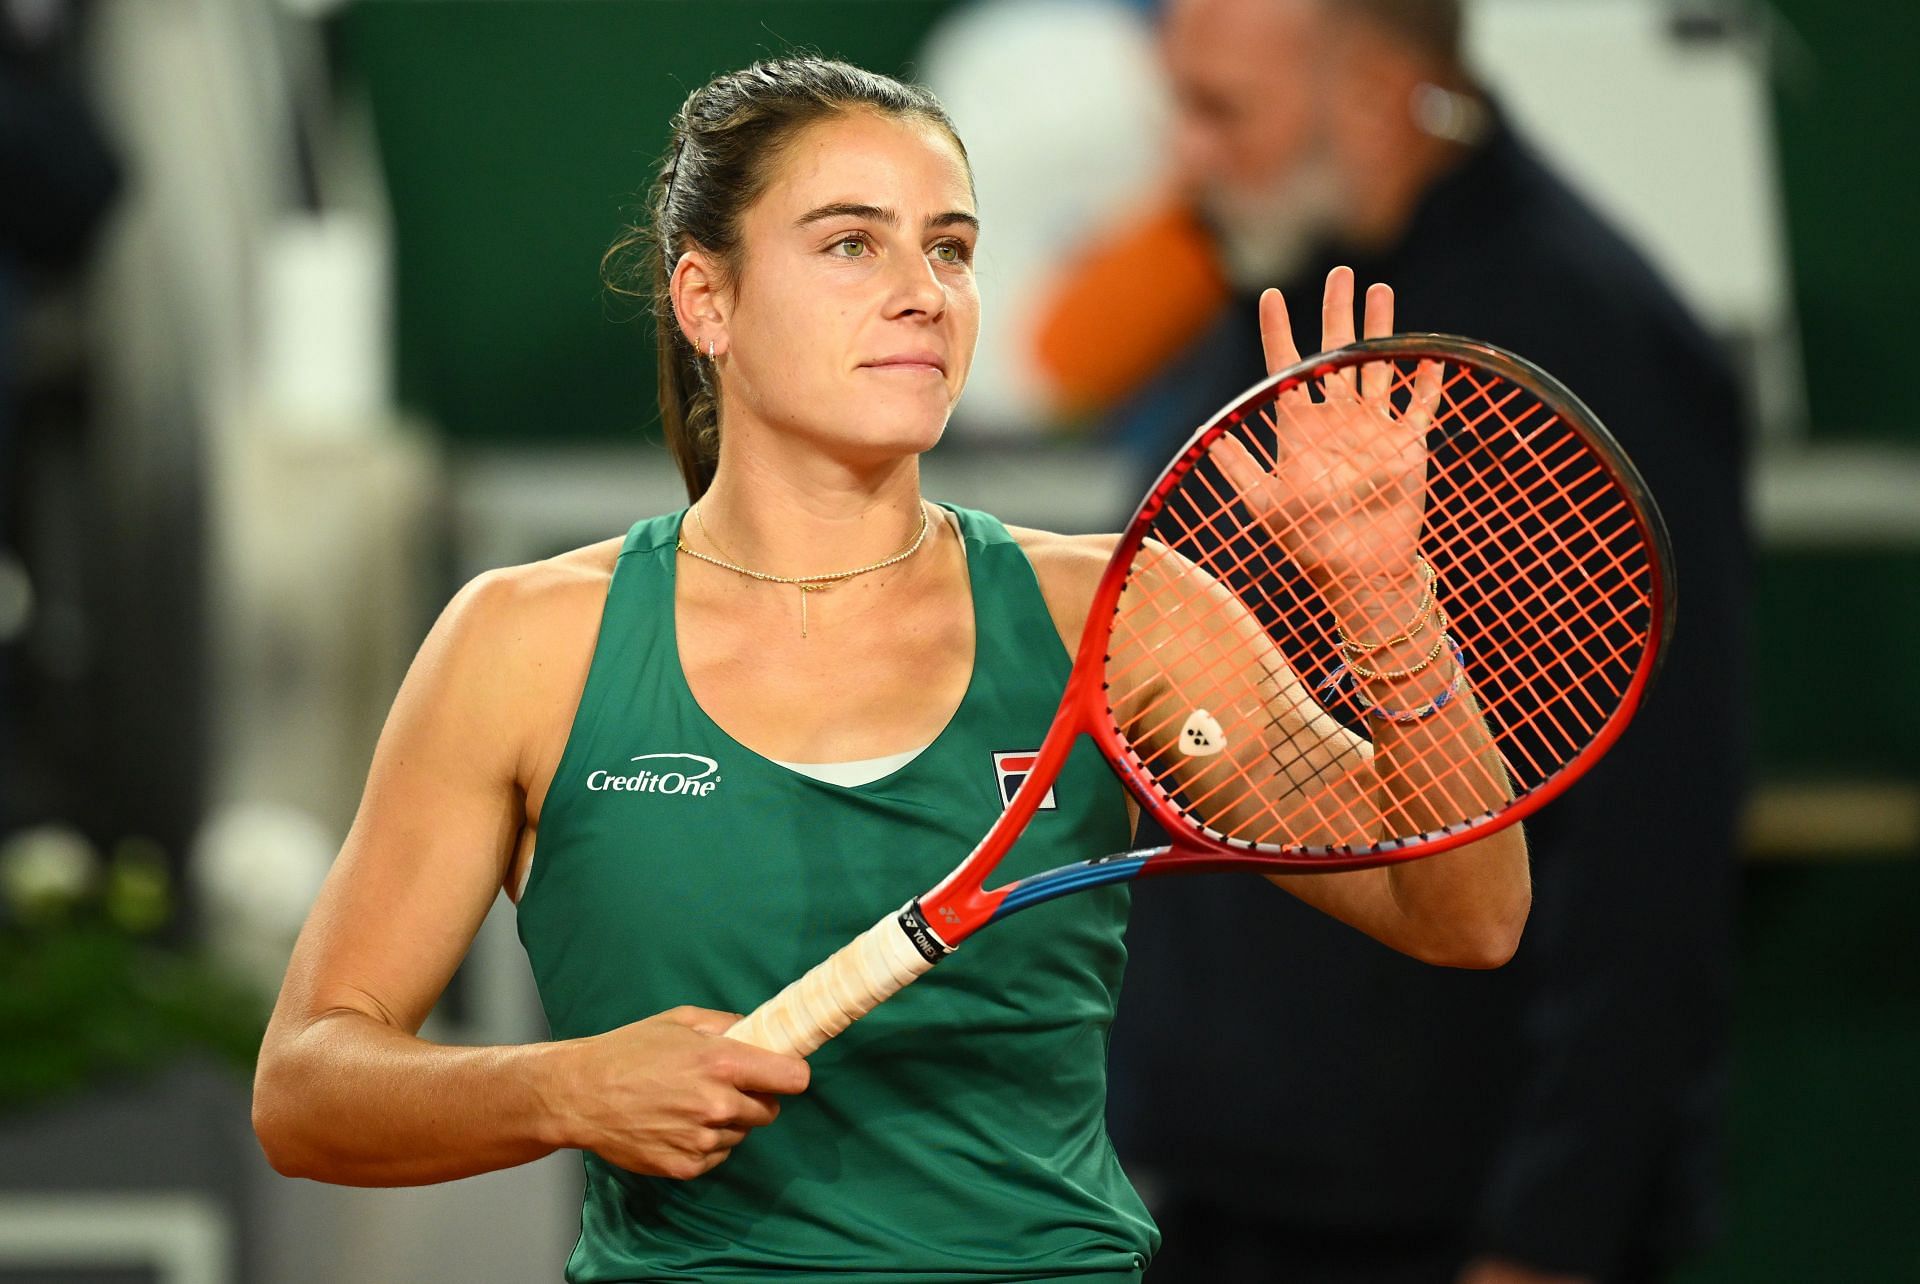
[992, 751, 1057, 812]
[587, 753, 722, 798]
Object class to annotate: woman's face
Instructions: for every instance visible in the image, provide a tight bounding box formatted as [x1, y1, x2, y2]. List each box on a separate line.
[712, 110, 980, 470]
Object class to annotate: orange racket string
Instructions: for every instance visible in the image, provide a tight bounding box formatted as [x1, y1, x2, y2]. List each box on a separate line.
[1114, 515, 1330, 774]
[1098, 352, 1657, 855]
[1103, 518, 1316, 742]
[1203, 374, 1629, 830]
[1421, 421, 1640, 687]
[1117, 419, 1423, 766]
[1428, 473, 1644, 745]
[1120, 475, 1411, 838]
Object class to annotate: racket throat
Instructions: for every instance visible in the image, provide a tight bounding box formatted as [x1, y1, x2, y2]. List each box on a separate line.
[897, 898, 958, 963]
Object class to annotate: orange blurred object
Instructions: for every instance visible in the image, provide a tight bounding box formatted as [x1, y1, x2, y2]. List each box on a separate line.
[1033, 197, 1229, 417]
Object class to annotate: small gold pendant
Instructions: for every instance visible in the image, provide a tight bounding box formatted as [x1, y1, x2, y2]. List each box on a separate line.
[798, 583, 825, 638]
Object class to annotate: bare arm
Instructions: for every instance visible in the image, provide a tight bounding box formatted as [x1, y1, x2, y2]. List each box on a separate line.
[1020, 523, 1525, 971]
[1115, 542, 1527, 968]
[1240, 270, 1527, 966]
[1018, 269, 1530, 969]
[252, 563, 807, 1186]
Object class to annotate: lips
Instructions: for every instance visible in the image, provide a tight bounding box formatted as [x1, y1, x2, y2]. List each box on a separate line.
[863, 352, 947, 375]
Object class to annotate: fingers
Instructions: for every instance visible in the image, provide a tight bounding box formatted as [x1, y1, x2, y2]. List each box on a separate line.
[696, 1090, 779, 1143]
[659, 1005, 744, 1037]
[715, 1039, 812, 1096]
[665, 1090, 781, 1177]
[1260, 288, 1317, 419]
[1363, 281, 1394, 340]
[656, 1006, 809, 1092]
[1320, 267, 1359, 399]
[703, 1124, 751, 1151]
[1321, 265, 1357, 352]
[1258, 287, 1302, 376]
[667, 1144, 736, 1181]
[587, 1007, 807, 1181]
[735, 1091, 784, 1130]
[1408, 359, 1445, 433]
[1207, 434, 1272, 507]
[1360, 283, 1394, 400]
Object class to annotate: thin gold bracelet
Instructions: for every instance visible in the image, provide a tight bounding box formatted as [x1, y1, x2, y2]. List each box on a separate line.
[1335, 557, 1439, 654]
[1348, 614, 1452, 682]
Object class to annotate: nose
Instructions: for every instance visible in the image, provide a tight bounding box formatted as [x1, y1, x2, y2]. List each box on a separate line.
[1169, 113, 1220, 190]
[884, 248, 947, 322]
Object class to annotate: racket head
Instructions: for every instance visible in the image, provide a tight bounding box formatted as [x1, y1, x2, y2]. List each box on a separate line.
[1078, 332, 1674, 873]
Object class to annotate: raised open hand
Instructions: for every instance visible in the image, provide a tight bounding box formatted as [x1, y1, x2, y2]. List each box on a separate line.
[1208, 267, 1442, 634]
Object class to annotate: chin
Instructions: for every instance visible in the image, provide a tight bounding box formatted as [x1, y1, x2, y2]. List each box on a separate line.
[840, 410, 950, 464]
[842, 387, 957, 453]
[869, 418, 950, 459]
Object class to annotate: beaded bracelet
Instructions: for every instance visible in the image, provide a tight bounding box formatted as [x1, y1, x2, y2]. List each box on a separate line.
[1363, 638, 1469, 723]
[1335, 557, 1440, 654]
[1345, 607, 1451, 682]
[1317, 638, 1470, 725]
[1362, 660, 1467, 724]
[1317, 625, 1454, 694]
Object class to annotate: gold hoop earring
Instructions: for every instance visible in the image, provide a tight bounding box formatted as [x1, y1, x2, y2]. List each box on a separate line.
[707, 339, 716, 360]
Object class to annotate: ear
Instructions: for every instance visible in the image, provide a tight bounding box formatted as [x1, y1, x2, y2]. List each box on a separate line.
[669, 249, 729, 357]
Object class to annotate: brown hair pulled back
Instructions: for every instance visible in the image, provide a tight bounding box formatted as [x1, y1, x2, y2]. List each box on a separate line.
[603, 57, 969, 502]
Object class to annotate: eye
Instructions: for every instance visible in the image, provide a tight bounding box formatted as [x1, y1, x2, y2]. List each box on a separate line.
[931, 240, 972, 265]
[832, 235, 869, 258]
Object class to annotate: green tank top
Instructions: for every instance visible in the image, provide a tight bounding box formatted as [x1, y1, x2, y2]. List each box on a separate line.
[516, 505, 1157, 1283]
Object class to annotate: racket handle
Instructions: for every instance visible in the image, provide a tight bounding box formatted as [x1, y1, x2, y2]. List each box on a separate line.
[724, 902, 949, 1057]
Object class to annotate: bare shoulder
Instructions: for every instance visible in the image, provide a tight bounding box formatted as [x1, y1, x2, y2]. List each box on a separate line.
[445, 534, 623, 659]
[1003, 525, 1122, 649]
[413, 535, 625, 778]
[1004, 524, 1120, 579]
[473, 534, 624, 608]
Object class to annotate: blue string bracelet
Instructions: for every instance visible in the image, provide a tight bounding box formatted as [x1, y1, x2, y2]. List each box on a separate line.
[1319, 638, 1469, 723]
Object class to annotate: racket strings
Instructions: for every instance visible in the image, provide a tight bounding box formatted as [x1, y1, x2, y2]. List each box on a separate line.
[1116, 542, 1350, 836]
[1299, 367, 1647, 832]
[1102, 355, 1657, 854]
[1288, 372, 1639, 836]
[1345, 366, 1648, 720]
[1421, 367, 1653, 762]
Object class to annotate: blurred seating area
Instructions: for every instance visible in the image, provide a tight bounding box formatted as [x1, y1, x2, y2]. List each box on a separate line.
[0, 1, 1914, 1280]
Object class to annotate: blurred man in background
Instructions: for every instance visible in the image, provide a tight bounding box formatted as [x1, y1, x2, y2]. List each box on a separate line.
[1073, 3, 1752, 1281]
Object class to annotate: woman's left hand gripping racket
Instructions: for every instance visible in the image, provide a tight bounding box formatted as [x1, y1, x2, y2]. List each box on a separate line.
[726, 331, 1674, 1058]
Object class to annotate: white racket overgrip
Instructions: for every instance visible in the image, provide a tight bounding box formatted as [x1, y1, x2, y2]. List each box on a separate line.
[723, 902, 950, 1057]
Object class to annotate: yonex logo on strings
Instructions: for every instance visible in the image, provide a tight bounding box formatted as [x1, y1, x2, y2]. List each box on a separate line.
[1179, 709, 1226, 757]
[587, 753, 722, 797]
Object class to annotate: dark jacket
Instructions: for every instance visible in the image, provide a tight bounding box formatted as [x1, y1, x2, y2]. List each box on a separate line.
[1106, 106, 1750, 1281]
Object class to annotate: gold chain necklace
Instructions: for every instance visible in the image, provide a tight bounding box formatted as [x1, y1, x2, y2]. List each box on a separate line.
[676, 500, 932, 638]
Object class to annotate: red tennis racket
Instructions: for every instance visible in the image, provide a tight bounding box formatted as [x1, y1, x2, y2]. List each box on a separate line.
[726, 334, 1673, 1057]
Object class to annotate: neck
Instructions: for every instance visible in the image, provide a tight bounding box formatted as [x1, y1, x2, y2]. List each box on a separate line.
[1340, 92, 1474, 253]
[695, 429, 929, 579]
[1343, 136, 1458, 253]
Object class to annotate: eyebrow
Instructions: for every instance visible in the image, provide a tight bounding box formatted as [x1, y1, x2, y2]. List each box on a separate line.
[793, 202, 980, 234]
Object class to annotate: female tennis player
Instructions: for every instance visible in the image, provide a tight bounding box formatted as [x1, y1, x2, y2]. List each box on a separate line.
[253, 57, 1528, 1281]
